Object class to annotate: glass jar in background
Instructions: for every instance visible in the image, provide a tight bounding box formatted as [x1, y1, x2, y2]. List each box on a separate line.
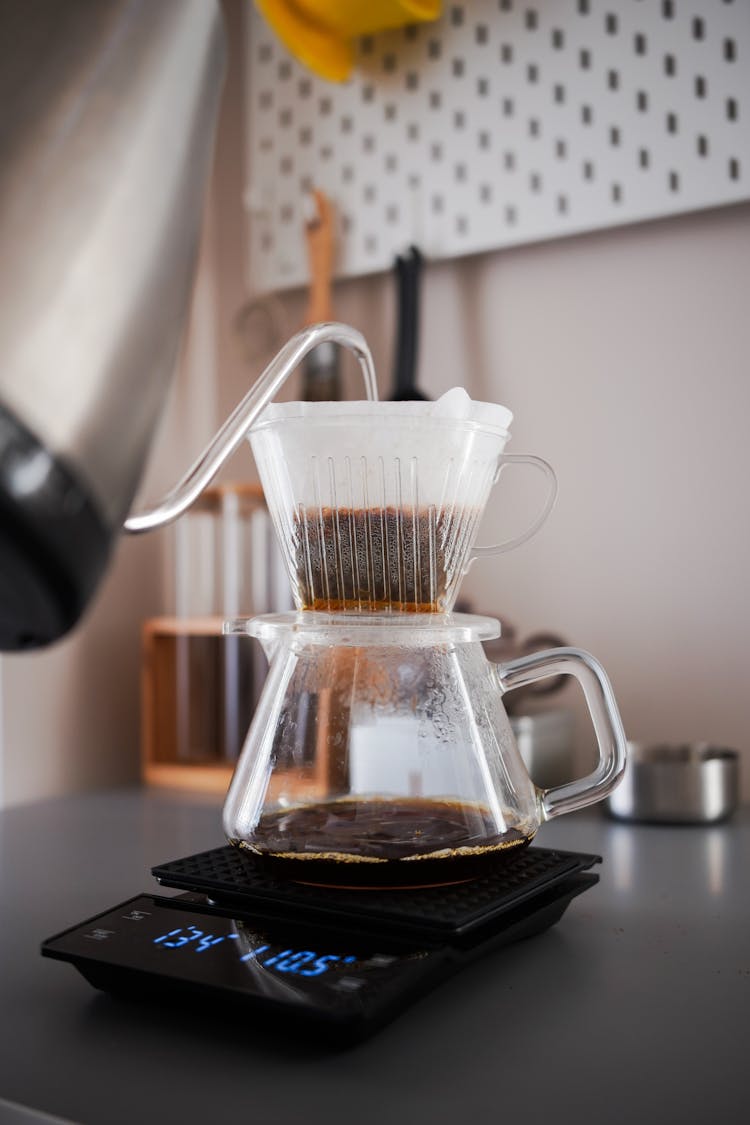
[141, 484, 290, 790]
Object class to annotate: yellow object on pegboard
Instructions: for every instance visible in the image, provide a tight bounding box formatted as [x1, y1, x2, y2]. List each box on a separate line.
[255, 0, 442, 82]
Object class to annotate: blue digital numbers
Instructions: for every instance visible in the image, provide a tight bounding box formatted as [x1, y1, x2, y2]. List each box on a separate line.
[153, 922, 357, 977]
[243, 948, 357, 977]
[153, 925, 240, 951]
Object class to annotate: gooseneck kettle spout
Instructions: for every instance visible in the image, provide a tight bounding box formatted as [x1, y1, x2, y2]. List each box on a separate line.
[124, 323, 378, 535]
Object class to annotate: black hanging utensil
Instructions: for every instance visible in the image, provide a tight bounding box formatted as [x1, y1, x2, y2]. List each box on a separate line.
[391, 245, 428, 400]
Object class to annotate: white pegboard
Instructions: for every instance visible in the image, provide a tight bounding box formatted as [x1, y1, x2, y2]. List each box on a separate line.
[245, 0, 750, 295]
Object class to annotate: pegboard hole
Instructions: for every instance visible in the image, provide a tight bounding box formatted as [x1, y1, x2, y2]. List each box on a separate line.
[480, 183, 493, 203]
[552, 29, 564, 50]
[530, 171, 542, 193]
[430, 91, 442, 109]
[639, 148, 650, 169]
[478, 130, 491, 150]
[637, 90, 648, 112]
[477, 77, 490, 96]
[525, 10, 538, 31]
[692, 17, 705, 41]
[580, 48, 591, 69]
[726, 98, 738, 121]
[554, 84, 566, 104]
[505, 205, 517, 226]
[501, 44, 514, 64]
[454, 163, 467, 182]
[605, 13, 618, 35]
[555, 139, 567, 159]
[503, 150, 516, 171]
[724, 39, 736, 63]
[529, 117, 541, 137]
[666, 112, 678, 134]
[581, 104, 593, 125]
[527, 63, 539, 83]
[428, 39, 442, 60]
[634, 33, 647, 56]
[697, 135, 709, 157]
[669, 171, 679, 192]
[695, 75, 707, 98]
[557, 194, 569, 214]
[583, 160, 595, 180]
[502, 97, 515, 117]
[454, 110, 465, 129]
[729, 158, 740, 181]
[452, 58, 465, 78]
[609, 126, 621, 146]
[662, 0, 674, 19]
[611, 182, 622, 203]
[476, 24, 489, 46]
[664, 54, 676, 77]
[607, 70, 619, 91]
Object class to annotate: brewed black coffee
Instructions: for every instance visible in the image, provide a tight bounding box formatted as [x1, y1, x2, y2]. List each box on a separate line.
[237, 797, 532, 888]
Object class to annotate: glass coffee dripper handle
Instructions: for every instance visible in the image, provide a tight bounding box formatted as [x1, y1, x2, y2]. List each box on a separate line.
[124, 322, 378, 534]
[494, 647, 627, 820]
[470, 454, 558, 559]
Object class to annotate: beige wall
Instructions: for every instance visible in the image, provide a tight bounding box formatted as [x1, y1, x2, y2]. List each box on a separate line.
[2, 0, 748, 805]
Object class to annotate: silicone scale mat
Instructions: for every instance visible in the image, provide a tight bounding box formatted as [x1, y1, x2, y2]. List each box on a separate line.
[153, 845, 600, 941]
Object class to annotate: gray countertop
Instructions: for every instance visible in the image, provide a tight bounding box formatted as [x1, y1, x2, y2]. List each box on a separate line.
[0, 787, 747, 1125]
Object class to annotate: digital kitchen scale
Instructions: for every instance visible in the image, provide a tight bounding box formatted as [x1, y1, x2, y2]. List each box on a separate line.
[42, 845, 600, 1042]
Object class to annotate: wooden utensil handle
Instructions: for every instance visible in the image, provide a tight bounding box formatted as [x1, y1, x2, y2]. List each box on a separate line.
[304, 189, 335, 325]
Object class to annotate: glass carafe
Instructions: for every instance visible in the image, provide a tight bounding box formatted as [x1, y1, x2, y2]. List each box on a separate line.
[222, 613, 627, 888]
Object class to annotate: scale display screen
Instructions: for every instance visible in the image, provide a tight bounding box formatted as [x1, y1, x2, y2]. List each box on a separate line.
[42, 895, 444, 1026]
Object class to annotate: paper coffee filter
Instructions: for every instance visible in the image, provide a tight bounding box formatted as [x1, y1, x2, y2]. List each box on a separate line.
[256, 387, 513, 436]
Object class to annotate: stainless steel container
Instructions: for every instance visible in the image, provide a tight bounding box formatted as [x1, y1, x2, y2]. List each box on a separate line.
[606, 742, 740, 824]
[511, 710, 575, 790]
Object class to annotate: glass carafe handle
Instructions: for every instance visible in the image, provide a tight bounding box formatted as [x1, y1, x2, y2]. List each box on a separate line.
[470, 454, 558, 560]
[494, 647, 627, 820]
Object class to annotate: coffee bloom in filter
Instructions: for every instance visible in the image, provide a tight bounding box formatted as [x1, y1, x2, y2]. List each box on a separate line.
[249, 389, 554, 613]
